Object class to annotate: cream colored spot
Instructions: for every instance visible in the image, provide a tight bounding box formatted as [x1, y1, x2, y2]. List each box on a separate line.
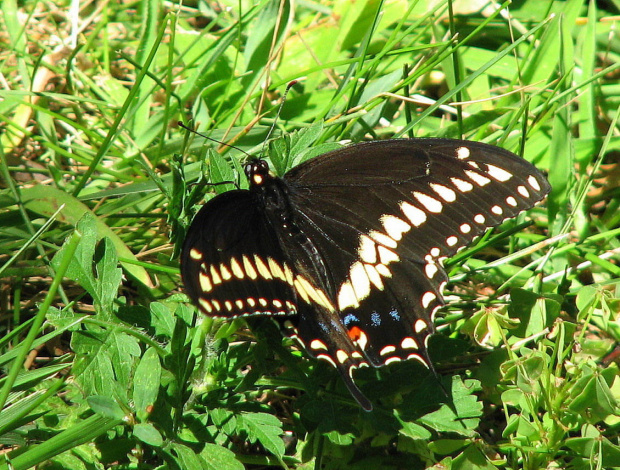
[378, 245, 400, 264]
[210, 265, 222, 284]
[258, 298, 268, 307]
[199, 298, 212, 313]
[310, 339, 328, 350]
[464, 170, 491, 186]
[487, 164, 513, 182]
[235, 300, 244, 309]
[421, 292, 436, 309]
[382, 214, 411, 241]
[506, 196, 518, 207]
[294, 279, 310, 303]
[297, 275, 330, 309]
[451, 177, 474, 192]
[254, 256, 272, 279]
[212, 300, 221, 311]
[243, 255, 257, 280]
[317, 289, 335, 312]
[189, 248, 202, 260]
[407, 354, 429, 367]
[230, 257, 244, 279]
[369, 230, 398, 249]
[474, 214, 486, 224]
[456, 146, 470, 159]
[350, 262, 370, 301]
[284, 264, 295, 285]
[247, 298, 256, 307]
[491, 205, 503, 215]
[401, 337, 418, 349]
[364, 263, 384, 289]
[317, 354, 337, 368]
[380, 345, 396, 356]
[336, 349, 349, 364]
[273, 299, 283, 308]
[415, 319, 428, 333]
[375, 264, 392, 278]
[446, 235, 458, 246]
[220, 264, 232, 280]
[224, 300, 233, 311]
[199, 272, 212, 292]
[430, 183, 456, 202]
[385, 357, 402, 365]
[358, 235, 377, 263]
[460, 223, 471, 233]
[338, 281, 358, 310]
[518, 185, 530, 198]
[430, 247, 440, 258]
[528, 175, 541, 191]
[268, 258, 286, 281]
[355, 330, 368, 350]
[425, 263, 438, 279]
[413, 192, 443, 213]
[400, 201, 427, 226]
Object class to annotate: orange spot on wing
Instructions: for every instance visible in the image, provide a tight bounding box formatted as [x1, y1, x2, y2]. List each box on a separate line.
[348, 326, 362, 341]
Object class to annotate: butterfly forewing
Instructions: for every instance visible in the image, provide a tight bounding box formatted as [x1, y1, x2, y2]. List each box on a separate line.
[282, 139, 549, 372]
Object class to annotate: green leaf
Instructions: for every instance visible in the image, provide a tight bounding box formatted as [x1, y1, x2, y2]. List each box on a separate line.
[72, 329, 141, 398]
[94, 237, 122, 314]
[166, 442, 204, 470]
[416, 377, 482, 437]
[87, 395, 126, 420]
[238, 412, 285, 459]
[451, 443, 499, 470]
[564, 435, 620, 467]
[508, 290, 561, 339]
[569, 364, 618, 423]
[133, 423, 164, 447]
[133, 347, 162, 421]
[52, 213, 98, 301]
[200, 443, 244, 470]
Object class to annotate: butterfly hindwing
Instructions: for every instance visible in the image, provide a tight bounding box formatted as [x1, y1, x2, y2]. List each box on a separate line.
[181, 190, 298, 318]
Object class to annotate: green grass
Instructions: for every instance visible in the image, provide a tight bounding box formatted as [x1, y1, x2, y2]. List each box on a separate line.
[1, 0, 620, 469]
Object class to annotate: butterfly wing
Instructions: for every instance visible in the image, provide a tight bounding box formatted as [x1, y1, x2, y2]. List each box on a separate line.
[181, 138, 550, 411]
[181, 190, 299, 318]
[283, 139, 550, 371]
[181, 188, 373, 408]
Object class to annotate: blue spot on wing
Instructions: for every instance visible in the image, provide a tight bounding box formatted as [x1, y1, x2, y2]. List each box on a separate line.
[343, 313, 360, 326]
[370, 312, 381, 327]
[389, 308, 401, 322]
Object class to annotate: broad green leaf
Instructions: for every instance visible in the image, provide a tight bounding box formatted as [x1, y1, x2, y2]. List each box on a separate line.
[133, 347, 162, 421]
[200, 443, 244, 470]
[239, 412, 285, 459]
[134, 423, 164, 447]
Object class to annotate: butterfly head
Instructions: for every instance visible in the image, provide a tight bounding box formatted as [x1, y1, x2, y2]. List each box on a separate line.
[245, 158, 272, 188]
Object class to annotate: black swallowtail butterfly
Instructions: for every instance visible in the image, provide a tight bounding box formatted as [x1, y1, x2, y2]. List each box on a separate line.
[181, 138, 550, 410]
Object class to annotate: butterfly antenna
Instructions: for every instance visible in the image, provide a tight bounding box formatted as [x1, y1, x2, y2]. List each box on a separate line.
[177, 121, 253, 159]
[261, 80, 297, 156]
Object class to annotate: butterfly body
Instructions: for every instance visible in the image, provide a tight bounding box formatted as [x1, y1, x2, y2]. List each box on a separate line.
[181, 139, 550, 410]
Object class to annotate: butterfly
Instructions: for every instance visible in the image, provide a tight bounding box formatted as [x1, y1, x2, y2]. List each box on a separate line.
[181, 138, 550, 410]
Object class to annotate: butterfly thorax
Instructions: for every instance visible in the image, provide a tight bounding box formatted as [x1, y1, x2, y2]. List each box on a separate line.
[245, 158, 334, 297]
